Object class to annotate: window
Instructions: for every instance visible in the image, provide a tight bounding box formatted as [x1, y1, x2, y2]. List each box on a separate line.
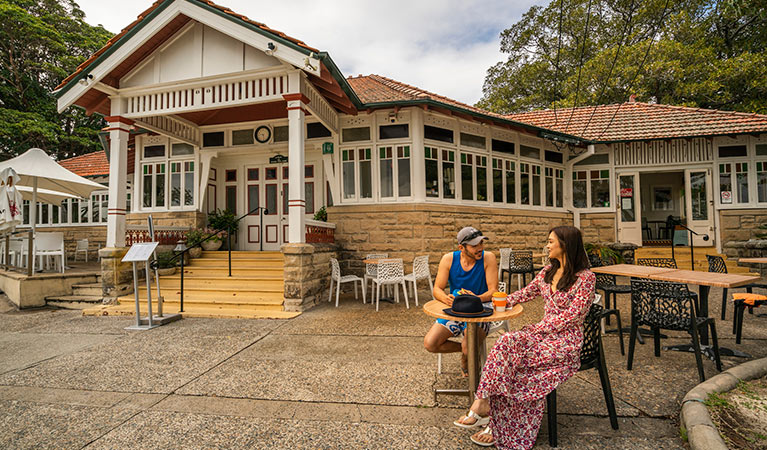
[342, 149, 355, 199]
[273, 125, 289, 142]
[425, 147, 439, 198]
[442, 149, 456, 199]
[520, 145, 540, 160]
[505, 160, 516, 204]
[143, 145, 165, 158]
[305, 164, 315, 214]
[226, 170, 237, 182]
[142, 163, 166, 208]
[171, 142, 195, 156]
[342, 127, 370, 142]
[460, 132, 486, 149]
[91, 193, 108, 223]
[379, 145, 411, 198]
[202, 131, 225, 147]
[460, 153, 487, 202]
[492, 139, 514, 155]
[341, 147, 373, 200]
[757, 161, 767, 203]
[718, 145, 747, 158]
[424, 125, 453, 143]
[247, 168, 259, 181]
[461, 153, 473, 201]
[574, 153, 609, 165]
[492, 159, 503, 203]
[520, 163, 531, 205]
[225, 185, 237, 213]
[544, 150, 563, 164]
[573, 169, 611, 209]
[719, 162, 749, 204]
[307, 122, 331, 139]
[379, 124, 409, 140]
[652, 186, 673, 210]
[359, 148, 372, 199]
[18, 192, 110, 228]
[545, 167, 564, 207]
[232, 129, 254, 146]
[397, 145, 411, 197]
[690, 171, 708, 220]
[532, 164, 541, 206]
[380, 146, 394, 198]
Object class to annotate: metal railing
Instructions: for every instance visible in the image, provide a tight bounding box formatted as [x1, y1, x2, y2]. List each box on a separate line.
[1, 229, 35, 276]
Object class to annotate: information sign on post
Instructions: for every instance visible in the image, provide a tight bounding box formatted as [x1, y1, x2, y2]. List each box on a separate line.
[122, 242, 181, 330]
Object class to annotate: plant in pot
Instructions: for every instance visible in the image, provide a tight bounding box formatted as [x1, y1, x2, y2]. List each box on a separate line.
[584, 243, 625, 267]
[208, 209, 239, 250]
[185, 228, 205, 258]
[155, 251, 177, 276]
[200, 227, 226, 251]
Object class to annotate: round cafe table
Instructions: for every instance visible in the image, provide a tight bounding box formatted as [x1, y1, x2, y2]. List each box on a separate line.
[423, 299, 523, 405]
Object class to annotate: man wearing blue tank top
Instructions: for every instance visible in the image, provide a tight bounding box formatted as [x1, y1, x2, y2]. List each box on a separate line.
[424, 226, 498, 375]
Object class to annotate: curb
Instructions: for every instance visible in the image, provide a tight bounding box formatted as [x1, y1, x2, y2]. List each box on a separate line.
[680, 357, 767, 450]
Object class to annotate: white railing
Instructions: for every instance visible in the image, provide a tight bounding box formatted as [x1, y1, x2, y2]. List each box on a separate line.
[301, 79, 339, 133]
[137, 116, 200, 146]
[305, 219, 335, 243]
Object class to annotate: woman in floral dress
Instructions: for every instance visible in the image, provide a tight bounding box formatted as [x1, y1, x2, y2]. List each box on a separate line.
[454, 225, 595, 449]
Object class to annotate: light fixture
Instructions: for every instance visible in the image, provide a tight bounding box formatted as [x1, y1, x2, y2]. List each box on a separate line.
[303, 56, 317, 72]
[78, 74, 94, 86]
[265, 42, 276, 55]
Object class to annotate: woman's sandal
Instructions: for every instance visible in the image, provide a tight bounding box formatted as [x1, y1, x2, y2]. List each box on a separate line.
[453, 409, 490, 429]
[470, 426, 495, 447]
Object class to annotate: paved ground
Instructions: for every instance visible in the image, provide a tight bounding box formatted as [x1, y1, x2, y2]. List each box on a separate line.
[0, 281, 765, 449]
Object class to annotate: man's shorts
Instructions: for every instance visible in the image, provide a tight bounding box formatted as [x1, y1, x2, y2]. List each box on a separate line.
[436, 318, 491, 337]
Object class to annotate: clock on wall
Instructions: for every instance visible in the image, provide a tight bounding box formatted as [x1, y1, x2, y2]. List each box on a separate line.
[255, 125, 272, 143]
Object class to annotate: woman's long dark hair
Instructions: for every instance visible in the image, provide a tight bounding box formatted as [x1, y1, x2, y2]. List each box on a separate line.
[543, 225, 590, 292]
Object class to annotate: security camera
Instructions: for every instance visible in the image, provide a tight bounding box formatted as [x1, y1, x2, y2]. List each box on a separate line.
[388, 112, 397, 123]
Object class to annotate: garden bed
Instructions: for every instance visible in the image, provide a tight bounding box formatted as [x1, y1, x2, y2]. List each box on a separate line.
[706, 376, 767, 449]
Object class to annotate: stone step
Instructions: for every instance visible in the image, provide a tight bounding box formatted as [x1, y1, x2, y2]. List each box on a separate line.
[200, 251, 282, 259]
[188, 258, 284, 269]
[46, 295, 103, 310]
[82, 303, 299, 319]
[115, 297, 284, 311]
[71, 283, 102, 296]
[118, 288, 284, 304]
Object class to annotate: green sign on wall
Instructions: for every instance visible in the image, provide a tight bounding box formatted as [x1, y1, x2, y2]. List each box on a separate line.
[322, 142, 334, 154]
[269, 154, 288, 164]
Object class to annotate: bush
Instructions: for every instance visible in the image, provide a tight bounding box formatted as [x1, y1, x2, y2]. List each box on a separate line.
[155, 251, 176, 269]
[314, 206, 327, 222]
[208, 209, 239, 234]
[584, 243, 624, 265]
[186, 228, 206, 247]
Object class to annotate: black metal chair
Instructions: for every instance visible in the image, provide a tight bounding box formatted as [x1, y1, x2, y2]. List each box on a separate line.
[628, 279, 722, 382]
[707, 254, 767, 320]
[507, 250, 536, 289]
[733, 295, 767, 344]
[546, 303, 620, 447]
[637, 257, 699, 310]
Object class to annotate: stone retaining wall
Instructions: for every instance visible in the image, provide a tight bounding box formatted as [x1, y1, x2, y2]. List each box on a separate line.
[327, 203, 572, 278]
[282, 243, 338, 312]
[126, 211, 206, 228]
[724, 239, 767, 277]
[719, 209, 767, 242]
[580, 212, 616, 244]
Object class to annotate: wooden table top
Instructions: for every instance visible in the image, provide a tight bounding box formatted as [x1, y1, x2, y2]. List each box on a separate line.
[423, 299, 523, 323]
[739, 257, 767, 264]
[590, 264, 676, 278]
[650, 269, 762, 288]
[363, 258, 400, 264]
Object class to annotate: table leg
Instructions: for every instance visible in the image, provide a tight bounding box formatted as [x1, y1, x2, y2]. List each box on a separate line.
[466, 322, 481, 406]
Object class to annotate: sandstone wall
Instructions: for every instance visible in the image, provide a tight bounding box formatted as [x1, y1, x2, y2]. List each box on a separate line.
[282, 243, 338, 312]
[579, 212, 616, 244]
[719, 210, 767, 243]
[126, 211, 206, 228]
[327, 203, 573, 283]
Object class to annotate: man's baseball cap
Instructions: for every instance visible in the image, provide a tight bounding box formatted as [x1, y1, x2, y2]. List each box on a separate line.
[457, 227, 487, 246]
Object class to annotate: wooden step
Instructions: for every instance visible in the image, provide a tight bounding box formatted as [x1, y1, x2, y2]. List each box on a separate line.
[200, 251, 282, 259]
[188, 258, 284, 268]
[46, 295, 103, 310]
[82, 303, 299, 319]
[115, 295, 283, 310]
[121, 287, 284, 302]
[179, 267, 284, 276]
[156, 276, 283, 290]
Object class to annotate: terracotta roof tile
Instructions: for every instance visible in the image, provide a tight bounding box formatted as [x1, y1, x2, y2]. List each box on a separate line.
[59, 148, 135, 177]
[56, 0, 318, 92]
[507, 102, 767, 142]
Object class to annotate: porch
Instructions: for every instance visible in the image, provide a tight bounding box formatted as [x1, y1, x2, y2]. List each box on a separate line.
[0, 261, 100, 309]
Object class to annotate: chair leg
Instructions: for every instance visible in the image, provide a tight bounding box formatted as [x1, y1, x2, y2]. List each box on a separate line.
[735, 303, 745, 345]
[596, 343, 619, 430]
[708, 321, 722, 372]
[653, 327, 661, 357]
[376, 283, 381, 312]
[627, 323, 638, 371]
[412, 279, 419, 306]
[401, 281, 409, 309]
[546, 391, 557, 448]
[746, 287, 754, 315]
[335, 279, 341, 308]
[328, 278, 333, 303]
[354, 280, 358, 300]
[604, 292, 611, 325]
[361, 280, 366, 304]
[690, 325, 706, 382]
[721, 287, 728, 320]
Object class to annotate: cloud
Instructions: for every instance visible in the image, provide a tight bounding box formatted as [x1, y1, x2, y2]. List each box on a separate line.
[76, 0, 543, 105]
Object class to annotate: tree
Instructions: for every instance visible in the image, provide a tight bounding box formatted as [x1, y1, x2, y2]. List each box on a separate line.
[0, 0, 113, 160]
[477, 0, 767, 115]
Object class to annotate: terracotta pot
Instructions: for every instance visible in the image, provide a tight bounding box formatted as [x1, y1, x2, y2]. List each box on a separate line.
[189, 247, 202, 258]
[157, 267, 176, 276]
[201, 240, 222, 251]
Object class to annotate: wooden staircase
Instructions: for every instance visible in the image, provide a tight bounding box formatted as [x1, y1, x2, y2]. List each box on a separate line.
[83, 251, 299, 319]
[634, 247, 755, 274]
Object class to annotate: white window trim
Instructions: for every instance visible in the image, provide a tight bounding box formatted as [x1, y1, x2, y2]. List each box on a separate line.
[572, 166, 614, 212]
[714, 135, 766, 209]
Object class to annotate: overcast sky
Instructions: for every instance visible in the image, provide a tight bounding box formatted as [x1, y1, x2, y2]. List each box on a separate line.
[74, 0, 545, 105]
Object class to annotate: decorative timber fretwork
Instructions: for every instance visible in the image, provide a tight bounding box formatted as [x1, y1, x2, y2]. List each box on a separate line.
[121, 69, 290, 119]
[134, 115, 201, 146]
[613, 138, 713, 167]
[301, 76, 339, 133]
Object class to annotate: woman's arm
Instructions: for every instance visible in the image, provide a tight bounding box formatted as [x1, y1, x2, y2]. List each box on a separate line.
[507, 267, 546, 306]
[526, 271, 595, 335]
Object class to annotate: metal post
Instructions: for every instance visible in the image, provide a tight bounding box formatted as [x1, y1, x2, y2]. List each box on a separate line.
[145, 262, 153, 327]
[260, 209, 263, 252]
[179, 251, 184, 313]
[689, 230, 695, 271]
[27, 230, 33, 276]
[132, 262, 141, 328]
[228, 225, 232, 277]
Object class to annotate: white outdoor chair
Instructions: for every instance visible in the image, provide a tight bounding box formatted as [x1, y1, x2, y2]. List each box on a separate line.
[371, 258, 408, 311]
[8, 238, 26, 268]
[437, 282, 509, 374]
[329, 257, 365, 307]
[74, 238, 89, 262]
[497, 248, 512, 291]
[404, 255, 432, 307]
[34, 232, 65, 273]
[364, 253, 388, 298]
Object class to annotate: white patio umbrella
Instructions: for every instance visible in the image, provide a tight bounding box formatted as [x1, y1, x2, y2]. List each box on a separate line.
[0, 148, 105, 233]
[0, 167, 23, 233]
[17, 186, 77, 205]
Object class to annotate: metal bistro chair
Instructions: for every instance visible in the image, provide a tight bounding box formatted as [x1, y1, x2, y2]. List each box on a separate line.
[404, 255, 433, 307]
[363, 253, 388, 298]
[637, 257, 699, 311]
[371, 258, 409, 311]
[628, 279, 722, 383]
[329, 258, 365, 307]
[707, 254, 767, 320]
[497, 248, 512, 292]
[591, 256, 631, 326]
[507, 250, 536, 290]
[546, 303, 619, 448]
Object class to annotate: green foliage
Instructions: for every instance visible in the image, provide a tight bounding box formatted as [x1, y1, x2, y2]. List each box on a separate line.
[208, 209, 239, 234]
[704, 391, 731, 408]
[478, 0, 767, 115]
[314, 206, 327, 222]
[185, 228, 206, 248]
[155, 251, 176, 269]
[0, 0, 113, 160]
[584, 243, 624, 264]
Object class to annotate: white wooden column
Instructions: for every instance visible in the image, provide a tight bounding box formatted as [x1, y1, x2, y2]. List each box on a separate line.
[284, 93, 308, 243]
[411, 107, 426, 202]
[104, 114, 132, 248]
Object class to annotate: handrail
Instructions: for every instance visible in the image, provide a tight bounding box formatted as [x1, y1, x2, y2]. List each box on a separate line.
[1, 229, 35, 275]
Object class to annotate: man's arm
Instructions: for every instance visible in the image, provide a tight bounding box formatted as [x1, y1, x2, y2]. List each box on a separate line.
[479, 250, 498, 303]
[433, 252, 454, 306]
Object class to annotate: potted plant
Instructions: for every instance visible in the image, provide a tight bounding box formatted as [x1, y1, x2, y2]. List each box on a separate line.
[185, 228, 205, 258]
[200, 227, 226, 251]
[155, 251, 177, 276]
[584, 243, 624, 266]
[208, 209, 239, 250]
[314, 206, 327, 222]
